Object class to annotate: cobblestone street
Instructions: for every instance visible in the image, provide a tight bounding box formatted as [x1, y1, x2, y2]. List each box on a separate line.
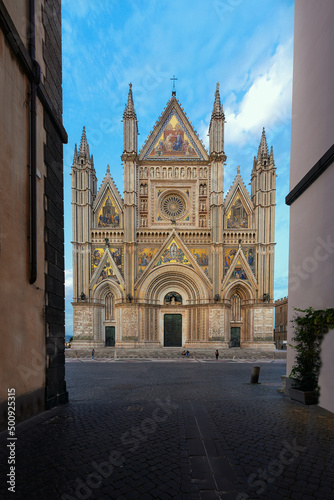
[1, 355, 334, 499]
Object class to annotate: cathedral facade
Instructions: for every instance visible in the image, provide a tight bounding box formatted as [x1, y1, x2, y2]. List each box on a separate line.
[72, 84, 276, 349]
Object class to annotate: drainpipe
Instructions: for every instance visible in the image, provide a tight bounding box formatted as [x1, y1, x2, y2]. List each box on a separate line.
[28, 0, 40, 284]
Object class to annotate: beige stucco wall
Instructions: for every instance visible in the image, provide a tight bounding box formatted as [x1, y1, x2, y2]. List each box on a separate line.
[287, 0, 334, 413]
[4, 1, 28, 47]
[0, 4, 46, 402]
[289, 0, 334, 188]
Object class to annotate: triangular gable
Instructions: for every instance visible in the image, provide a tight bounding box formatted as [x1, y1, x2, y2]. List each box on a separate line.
[135, 230, 212, 287]
[224, 177, 253, 230]
[139, 98, 209, 161]
[224, 246, 255, 275]
[155, 237, 193, 267]
[91, 248, 125, 291]
[91, 245, 123, 277]
[93, 170, 124, 228]
[222, 247, 257, 288]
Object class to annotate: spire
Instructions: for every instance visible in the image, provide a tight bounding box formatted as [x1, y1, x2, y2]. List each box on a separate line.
[252, 155, 256, 173]
[79, 126, 90, 158]
[209, 83, 225, 156]
[123, 83, 137, 120]
[122, 84, 138, 154]
[257, 127, 269, 161]
[211, 82, 224, 120]
[107, 164, 110, 174]
[269, 145, 275, 165]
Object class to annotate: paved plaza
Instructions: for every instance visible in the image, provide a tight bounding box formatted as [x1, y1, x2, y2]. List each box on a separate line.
[1, 354, 334, 499]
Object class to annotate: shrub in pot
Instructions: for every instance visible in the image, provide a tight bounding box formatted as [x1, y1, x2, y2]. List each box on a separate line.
[289, 307, 334, 404]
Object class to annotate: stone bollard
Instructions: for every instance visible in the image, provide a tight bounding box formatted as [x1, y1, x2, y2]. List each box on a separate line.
[250, 366, 260, 384]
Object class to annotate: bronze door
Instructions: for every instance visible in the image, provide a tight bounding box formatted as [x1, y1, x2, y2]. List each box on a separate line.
[230, 327, 240, 347]
[164, 314, 182, 347]
[105, 326, 115, 347]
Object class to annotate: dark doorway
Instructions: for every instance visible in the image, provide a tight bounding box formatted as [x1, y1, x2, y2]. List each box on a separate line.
[230, 327, 240, 347]
[105, 326, 115, 347]
[164, 314, 182, 347]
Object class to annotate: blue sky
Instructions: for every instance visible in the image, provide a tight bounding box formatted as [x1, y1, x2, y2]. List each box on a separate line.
[62, 0, 294, 337]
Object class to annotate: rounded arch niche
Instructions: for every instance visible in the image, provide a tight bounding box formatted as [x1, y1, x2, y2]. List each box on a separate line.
[164, 291, 182, 305]
[138, 265, 210, 304]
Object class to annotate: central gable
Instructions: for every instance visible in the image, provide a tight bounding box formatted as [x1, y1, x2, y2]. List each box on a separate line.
[139, 98, 209, 162]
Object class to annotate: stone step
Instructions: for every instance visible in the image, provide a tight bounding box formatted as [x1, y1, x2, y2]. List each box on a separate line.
[65, 347, 286, 360]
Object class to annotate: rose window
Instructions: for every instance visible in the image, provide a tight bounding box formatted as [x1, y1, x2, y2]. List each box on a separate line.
[160, 193, 186, 219]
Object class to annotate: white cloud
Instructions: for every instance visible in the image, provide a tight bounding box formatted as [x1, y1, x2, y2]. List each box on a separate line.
[225, 38, 293, 146]
[65, 269, 73, 299]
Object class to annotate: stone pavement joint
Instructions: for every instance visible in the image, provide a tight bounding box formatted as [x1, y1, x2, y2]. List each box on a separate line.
[1, 360, 333, 500]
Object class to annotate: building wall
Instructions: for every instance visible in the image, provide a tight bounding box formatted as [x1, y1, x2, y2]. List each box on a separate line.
[0, 0, 67, 429]
[72, 89, 276, 350]
[287, 0, 334, 413]
[274, 297, 288, 348]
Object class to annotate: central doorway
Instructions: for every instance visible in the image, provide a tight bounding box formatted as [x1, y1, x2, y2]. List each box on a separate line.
[230, 327, 240, 347]
[164, 314, 182, 347]
[105, 326, 115, 347]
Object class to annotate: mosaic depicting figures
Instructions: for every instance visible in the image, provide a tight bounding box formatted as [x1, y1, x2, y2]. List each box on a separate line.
[224, 248, 237, 270]
[91, 246, 123, 275]
[226, 195, 248, 228]
[224, 247, 255, 275]
[156, 241, 191, 267]
[138, 247, 158, 275]
[92, 247, 105, 269]
[148, 114, 199, 158]
[229, 260, 248, 281]
[96, 260, 119, 285]
[190, 248, 209, 275]
[97, 194, 120, 227]
[242, 247, 255, 273]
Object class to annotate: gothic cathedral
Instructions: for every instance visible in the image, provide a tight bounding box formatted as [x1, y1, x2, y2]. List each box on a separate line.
[72, 84, 276, 349]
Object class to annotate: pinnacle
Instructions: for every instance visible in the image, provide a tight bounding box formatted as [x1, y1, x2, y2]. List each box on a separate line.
[252, 155, 256, 172]
[211, 82, 224, 120]
[73, 143, 78, 163]
[269, 145, 275, 165]
[123, 82, 137, 120]
[257, 127, 269, 160]
[79, 126, 90, 158]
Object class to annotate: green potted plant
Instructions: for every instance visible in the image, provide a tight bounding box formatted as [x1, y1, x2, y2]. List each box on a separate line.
[289, 307, 334, 405]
